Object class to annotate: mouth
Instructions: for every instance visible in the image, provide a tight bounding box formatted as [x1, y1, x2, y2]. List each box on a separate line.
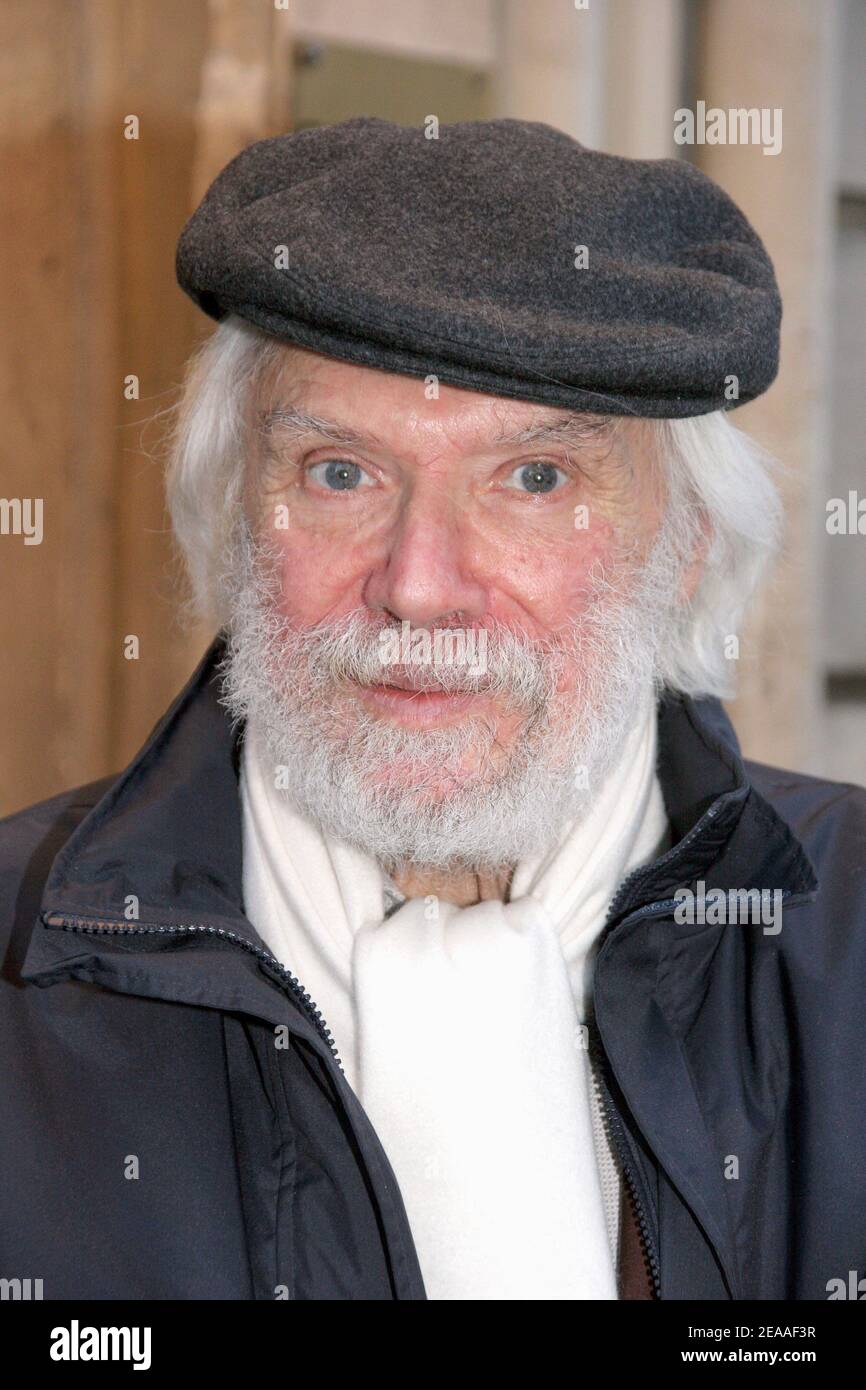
[354, 676, 488, 725]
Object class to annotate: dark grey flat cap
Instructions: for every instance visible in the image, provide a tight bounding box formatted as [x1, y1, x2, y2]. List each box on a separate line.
[176, 116, 781, 417]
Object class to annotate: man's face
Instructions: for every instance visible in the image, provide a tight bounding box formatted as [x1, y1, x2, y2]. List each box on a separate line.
[225, 344, 688, 869]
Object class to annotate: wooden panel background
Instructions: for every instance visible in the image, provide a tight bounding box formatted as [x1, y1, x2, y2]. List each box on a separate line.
[0, 0, 292, 816]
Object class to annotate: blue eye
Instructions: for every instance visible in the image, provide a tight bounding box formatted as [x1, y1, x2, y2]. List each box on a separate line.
[308, 459, 368, 491]
[507, 461, 567, 494]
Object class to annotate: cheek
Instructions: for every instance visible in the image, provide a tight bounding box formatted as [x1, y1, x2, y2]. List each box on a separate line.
[494, 520, 621, 626]
[269, 530, 366, 625]
[487, 523, 628, 701]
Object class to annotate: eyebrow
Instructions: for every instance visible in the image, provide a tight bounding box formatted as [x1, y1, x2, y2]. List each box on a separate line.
[258, 404, 616, 452]
[494, 412, 617, 447]
[258, 406, 382, 449]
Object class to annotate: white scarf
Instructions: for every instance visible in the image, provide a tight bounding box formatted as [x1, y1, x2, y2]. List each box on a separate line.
[240, 699, 669, 1300]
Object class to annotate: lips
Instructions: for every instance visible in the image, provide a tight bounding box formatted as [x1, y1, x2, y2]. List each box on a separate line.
[371, 666, 475, 695]
[353, 676, 486, 726]
[376, 674, 452, 694]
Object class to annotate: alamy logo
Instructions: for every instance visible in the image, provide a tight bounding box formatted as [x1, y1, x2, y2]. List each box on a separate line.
[0, 497, 43, 545]
[674, 102, 782, 156]
[826, 491, 866, 535]
[0, 1276, 43, 1300]
[378, 619, 488, 675]
[826, 1270, 866, 1299]
[673, 881, 783, 935]
[50, 1320, 152, 1371]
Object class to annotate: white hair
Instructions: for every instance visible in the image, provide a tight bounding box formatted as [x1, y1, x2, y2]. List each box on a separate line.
[166, 314, 782, 699]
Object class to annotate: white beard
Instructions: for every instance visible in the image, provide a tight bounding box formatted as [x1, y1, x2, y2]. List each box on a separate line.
[219, 519, 687, 873]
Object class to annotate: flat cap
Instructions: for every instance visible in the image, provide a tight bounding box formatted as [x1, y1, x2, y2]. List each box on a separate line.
[176, 116, 782, 417]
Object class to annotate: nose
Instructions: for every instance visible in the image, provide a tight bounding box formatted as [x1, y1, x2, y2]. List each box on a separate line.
[363, 481, 488, 628]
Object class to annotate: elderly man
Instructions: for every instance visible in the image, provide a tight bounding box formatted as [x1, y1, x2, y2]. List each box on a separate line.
[1, 118, 864, 1303]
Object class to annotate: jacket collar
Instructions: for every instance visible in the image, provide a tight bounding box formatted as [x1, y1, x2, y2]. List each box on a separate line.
[37, 638, 250, 940]
[32, 635, 818, 940]
[21, 640, 338, 1062]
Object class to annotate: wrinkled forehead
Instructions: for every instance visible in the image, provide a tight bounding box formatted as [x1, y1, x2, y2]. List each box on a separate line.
[254, 343, 635, 463]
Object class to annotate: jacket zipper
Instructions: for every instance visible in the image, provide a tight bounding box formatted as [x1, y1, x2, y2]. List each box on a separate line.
[42, 913, 345, 1073]
[589, 1023, 662, 1299]
[584, 810, 712, 1304]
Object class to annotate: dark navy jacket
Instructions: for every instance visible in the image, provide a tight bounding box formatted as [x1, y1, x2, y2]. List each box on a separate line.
[1, 640, 865, 1300]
